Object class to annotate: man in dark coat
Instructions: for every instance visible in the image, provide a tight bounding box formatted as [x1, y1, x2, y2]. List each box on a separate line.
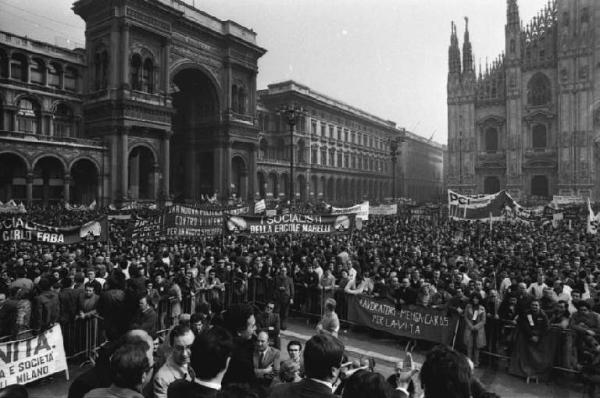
[256, 300, 281, 348]
[268, 334, 344, 398]
[273, 266, 294, 330]
[130, 295, 157, 338]
[59, 276, 84, 325]
[33, 277, 60, 333]
[168, 326, 233, 398]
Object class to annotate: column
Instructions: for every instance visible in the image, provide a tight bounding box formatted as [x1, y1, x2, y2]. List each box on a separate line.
[63, 173, 71, 203]
[152, 164, 160, 200]
[129, 150, 140, 199]
[109, 22, 119, 89]
[120, 128, 129, 199]
[12, 111, 18, 132]
[48, 115, 54, 137]
[44, 61, 50, 87]
[162, 39, 171, 94]
[161, 131, 171, 198]
[248, 144, 257, 202]
[26, 172, 33, 205]
[121, 22, 130, 88]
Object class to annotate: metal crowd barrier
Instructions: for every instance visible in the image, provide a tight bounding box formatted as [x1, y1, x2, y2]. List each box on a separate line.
[63, 315, 103, 365]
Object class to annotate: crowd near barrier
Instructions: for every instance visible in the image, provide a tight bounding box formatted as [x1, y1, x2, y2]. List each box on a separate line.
[1, 197, 599, 391]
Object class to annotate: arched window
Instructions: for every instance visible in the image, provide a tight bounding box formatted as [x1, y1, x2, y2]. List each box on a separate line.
[142, 58, 153, 93]
[53, 103, 74, 138]
[130, 54, 142, 90]
[17, 99, 40, 134]
[320, 148, 327, 165]
[238, 86, 246, 114]
[329, 149, 335, 166]
[484, 176, 500, 194]
[231, 85, 238, 112]
[10, 53, 28, 82]
[297, 139, 306, 163]
[531, 175, 549, 197]
[510, 39, 516, 54]
[311, 146, 318, 163]
[0, 49, 7, 78]
[259, 138, 268, 160]
[532, 124, 547, 149]
[94, 50, 108, 90]
[48, 62, 62, 88]
[64, 67, 78, 91]
[485, 127, 498, 153]
[527, 73, 551, 106]
[30, 58, 45, 85]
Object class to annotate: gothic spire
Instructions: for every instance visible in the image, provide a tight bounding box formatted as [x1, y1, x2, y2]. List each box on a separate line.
[462, 17, 473, 73]
[507, 0, 520, 31]
[448, 21, 461, 75]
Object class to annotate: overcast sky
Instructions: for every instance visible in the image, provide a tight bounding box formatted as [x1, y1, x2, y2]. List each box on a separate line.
[0, 0, 550, 144]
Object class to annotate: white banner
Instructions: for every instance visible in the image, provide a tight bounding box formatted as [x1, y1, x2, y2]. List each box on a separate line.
[552, 195, 585, 206]
[331, 201, 369, 221]
[369, 203, 397, 216]
[0, 324, 68, 388]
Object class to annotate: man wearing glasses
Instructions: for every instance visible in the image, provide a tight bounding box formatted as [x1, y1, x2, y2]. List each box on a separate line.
[257, 300, 281, 348]
[153, 324, 196, 398]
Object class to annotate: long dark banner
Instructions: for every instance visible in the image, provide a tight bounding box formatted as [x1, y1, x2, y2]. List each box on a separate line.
[347, 295, 459, 345]
[0, 217, 109, 244]
[224, 213, 355, 235]
[129, 205, 249, 239]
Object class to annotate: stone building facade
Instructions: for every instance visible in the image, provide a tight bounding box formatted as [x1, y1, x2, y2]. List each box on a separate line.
[447, 0, 600, 201]
[0, 0, 444, 206]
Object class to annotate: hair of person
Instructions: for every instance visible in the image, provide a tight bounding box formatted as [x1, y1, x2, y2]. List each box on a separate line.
[189, 326, 233, 379]
[287, 340, 302, 351]
[279, 359, 300, 382]
[37, 277, 51, 292]
[303, 333, 345, 380]
[222, 303, 254, 335]
[190, 312, 208, 324]
[169, 323, 192, 347]
[469, 293, 481, 304]
[420, 345, 472, 398]
[342, 369, 392, 398]
[110, 341, 151, 390]
[324, 298, 337, 312]
[0, 384, 29, 398]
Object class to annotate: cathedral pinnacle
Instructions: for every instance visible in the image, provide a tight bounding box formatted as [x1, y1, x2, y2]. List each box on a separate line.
[448, 21, 462, 75]
[507, 0, 520, 30]
[462, 17, 473, 73]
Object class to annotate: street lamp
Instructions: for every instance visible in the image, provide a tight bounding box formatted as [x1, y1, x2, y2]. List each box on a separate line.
[390, 138, 399, 200]
[278, 103, 305, 204]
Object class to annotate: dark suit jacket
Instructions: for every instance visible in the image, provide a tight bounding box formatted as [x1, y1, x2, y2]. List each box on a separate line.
[257, 312, 281, 343]
[33, 290, 60, 332]
[129, 307, 157, 338]
[167, 379, 218, 398]
[268, 378, 335, 398]
[59, 287, 84, 324]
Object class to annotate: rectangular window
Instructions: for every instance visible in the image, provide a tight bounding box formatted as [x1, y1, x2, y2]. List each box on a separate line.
[344, 154, 350, 168]
[344, 130, 349, 142]
[311, 148, 318, 164]
[311, 120, 317, 135]
[337, 153, 342, 166]
[329, 125, 334, 138]
[321, 149, 327, 165]
[321, 124, 326, 137]
[351, 132, 355, 143]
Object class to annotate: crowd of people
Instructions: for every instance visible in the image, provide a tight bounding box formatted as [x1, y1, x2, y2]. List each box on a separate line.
[1, 202, 600, 396]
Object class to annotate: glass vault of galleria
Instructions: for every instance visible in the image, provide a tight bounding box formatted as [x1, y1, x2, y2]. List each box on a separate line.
[447, 0, 600, 201]
[0, 0, 444, 206]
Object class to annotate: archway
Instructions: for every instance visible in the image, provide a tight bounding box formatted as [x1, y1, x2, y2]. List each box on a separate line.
[297, 174, 307, 202]
[231, 156, 247, 200]
[33, 156, 64, 205]
[311, 175, 318, 199]
[280, 173, 289, 200]
[268, 172, 278, 198]
[128, 146, 156, 200]
[327, 177, 335, 201]
[0, 153, 27, 202]
[257, 171, 266, 199]
[171, 68, 220, 200]
[531, 175, 549, 198]
[71, 159, 98, 204]
[483, 176, 500, 194]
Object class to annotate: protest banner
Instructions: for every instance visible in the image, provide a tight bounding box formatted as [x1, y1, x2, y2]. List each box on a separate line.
[163, 205, 223, 237]
[0, 217, 109, 244]
[346, 295, 458, 345]
[331, 201, 369, 221]
[0, 200, 26, 214]
[0, 324, 68, 388]
[552, 195, 585, 206]
[447, 190, 515, 220]
[224, 213, 355, 235]
[369, 203, 397, 216]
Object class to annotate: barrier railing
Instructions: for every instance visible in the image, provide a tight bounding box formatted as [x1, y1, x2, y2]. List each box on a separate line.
[63, 315, 103, 365]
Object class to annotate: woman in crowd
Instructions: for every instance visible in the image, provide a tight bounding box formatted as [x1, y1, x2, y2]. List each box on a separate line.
[463, 293, 487, 367]
[316, 298, 340, 338]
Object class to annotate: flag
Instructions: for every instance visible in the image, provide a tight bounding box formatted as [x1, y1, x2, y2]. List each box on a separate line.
[254, 199, 266, 214]
[587, 198, 599, 234]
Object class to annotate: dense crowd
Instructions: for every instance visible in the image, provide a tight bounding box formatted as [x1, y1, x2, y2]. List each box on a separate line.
[1, 203, 600, 397]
